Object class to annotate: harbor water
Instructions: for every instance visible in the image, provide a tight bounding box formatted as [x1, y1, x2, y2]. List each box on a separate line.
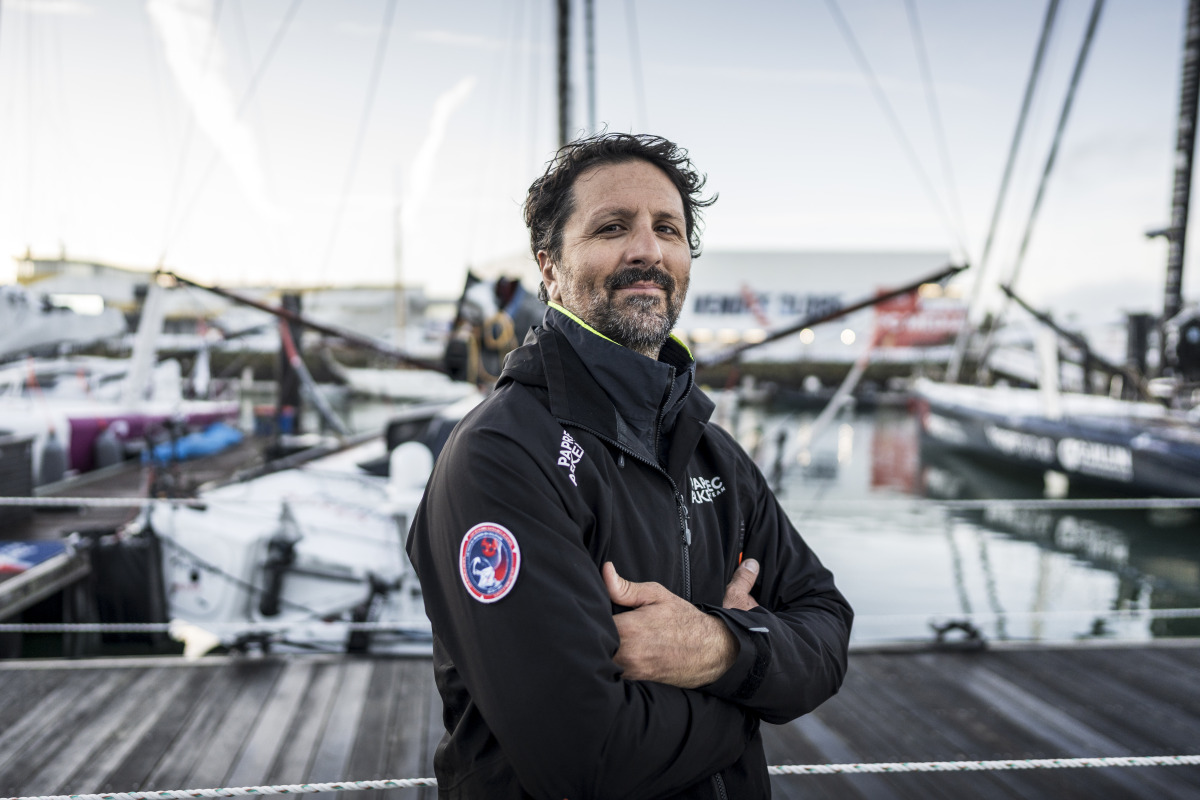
[326, 392, 1200, 648]
[729, 401, 1200, 647]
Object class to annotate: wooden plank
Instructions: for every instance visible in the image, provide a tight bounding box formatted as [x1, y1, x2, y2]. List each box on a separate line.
[307, 659, 373, 800]
[186, 659, 286, 788]
[419, 662, 441, 800]
[2, 668, 140, 795]
[795, 657, 964, 800]
[98, 664, 224, 791]
[266, 659, 342, 785]
[827, 654, 1030, 800]
[0, 668, 111, 795]
[0, 667, 70, 733]
[995, 648, 1200, 754]
[144, 659, 282, 789]
[224, 660, 316, 787]
[765, 714, 879, 800]
[959, 661, 1190, 798]
[0, 552, 90, 620]
[342, 659, 401, 800]
[382, 659, 437, 800]
[1101, 647, 1200, 721]
[34, 667, 190, 796]
[3, 646, 1200, 800]
[876, 652, 1135, 799]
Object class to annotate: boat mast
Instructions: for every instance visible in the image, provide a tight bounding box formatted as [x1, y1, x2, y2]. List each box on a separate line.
[557, 0, 571, 147]
[1164, 0, 1200, 333]
[585, 0, 597, 134]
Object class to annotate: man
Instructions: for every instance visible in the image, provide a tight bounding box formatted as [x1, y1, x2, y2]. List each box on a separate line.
[407, 133, 852, 799]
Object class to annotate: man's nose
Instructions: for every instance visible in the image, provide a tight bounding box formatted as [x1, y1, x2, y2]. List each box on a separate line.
[625, 222, 663, 265]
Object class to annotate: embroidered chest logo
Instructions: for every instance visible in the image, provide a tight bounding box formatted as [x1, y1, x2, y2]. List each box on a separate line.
[459, 522, 521, 603]
[690, 475, 726, 504]
[558, 430, 584, 486]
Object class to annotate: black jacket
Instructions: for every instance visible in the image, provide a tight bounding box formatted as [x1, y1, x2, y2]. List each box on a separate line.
[407, 307, 853, 799]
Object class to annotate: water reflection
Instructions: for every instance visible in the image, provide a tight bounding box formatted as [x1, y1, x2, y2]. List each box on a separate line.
[743, 402, 1200, 646]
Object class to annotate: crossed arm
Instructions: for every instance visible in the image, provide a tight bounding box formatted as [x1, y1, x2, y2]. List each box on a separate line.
[603, 558, 761, 688]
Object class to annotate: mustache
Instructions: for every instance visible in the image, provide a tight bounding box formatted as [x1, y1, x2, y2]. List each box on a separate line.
[605, 266, 676, 295]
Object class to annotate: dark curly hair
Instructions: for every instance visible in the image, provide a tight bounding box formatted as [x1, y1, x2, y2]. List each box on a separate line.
[523, 133, 717, 302]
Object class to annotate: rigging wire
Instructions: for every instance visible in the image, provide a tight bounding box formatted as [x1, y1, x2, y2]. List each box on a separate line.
[946, 0, 1061, 383]
[465, 0, 523, 267]
[585, 0, 596, 134]
[317, 0, 399, 283]
[158, 0, 304, 266]
[624, 0, 648, 130]
[977, 0, 1106, 369]
[23, 0, 33, 248]
[904, 0, 969, 251]
[157, 0, 227, 267]
[526, 0, 543, 176]
[822, 0, 967, 260]
[230, 0, 287, 280]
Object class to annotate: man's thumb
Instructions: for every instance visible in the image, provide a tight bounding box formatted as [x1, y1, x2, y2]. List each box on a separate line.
[603, 562, 643, 607]
[729, 558, 760, 594]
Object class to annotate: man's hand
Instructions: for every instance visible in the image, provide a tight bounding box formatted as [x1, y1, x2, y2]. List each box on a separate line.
[603, 559, 760, 688]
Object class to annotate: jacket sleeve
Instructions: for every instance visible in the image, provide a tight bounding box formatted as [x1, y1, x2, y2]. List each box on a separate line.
[407, 420, 754, 800]
[698, 450, 854, 725]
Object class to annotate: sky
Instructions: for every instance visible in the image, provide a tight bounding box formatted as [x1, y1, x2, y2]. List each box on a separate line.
[0, 0, 1196, 331]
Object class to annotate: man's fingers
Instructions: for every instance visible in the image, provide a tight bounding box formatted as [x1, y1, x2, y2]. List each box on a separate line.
[604, 562, 668, 608]
[723, 558, 760, 610]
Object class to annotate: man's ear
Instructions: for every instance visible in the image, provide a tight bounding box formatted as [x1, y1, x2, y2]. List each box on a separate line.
[537, 251, 559, 303]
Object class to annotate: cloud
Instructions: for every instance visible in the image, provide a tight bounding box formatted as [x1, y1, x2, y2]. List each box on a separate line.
[656, 62, 975, 101]
[147, 0, 279, 220]
[413, 29, 506, 51]
[401, 76, 477, 265]
[5, 0, 93, 15]
[336, 20, 385, 39]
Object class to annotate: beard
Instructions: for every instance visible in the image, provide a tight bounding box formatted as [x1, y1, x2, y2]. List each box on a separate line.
[563, 265, 687, 358]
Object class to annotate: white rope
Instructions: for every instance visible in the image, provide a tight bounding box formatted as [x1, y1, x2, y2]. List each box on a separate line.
[932, 497, 1200, 511]
[4, 495, 1200, 511]
[767, 754, 1200, 774]
[6, 606, 1198, 636]
[0, 778, 437, 800]
[855, 607, 1200, 623]
[0, 622, 430, 634]
[0, 496, 378, 509]
[6, 756, 1200, 800]
[0, 496, 162, 508]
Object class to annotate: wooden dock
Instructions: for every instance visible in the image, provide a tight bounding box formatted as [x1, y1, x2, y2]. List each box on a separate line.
[2, 641, 1199, 799]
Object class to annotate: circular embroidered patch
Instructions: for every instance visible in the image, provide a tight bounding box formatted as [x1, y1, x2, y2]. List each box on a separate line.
[459, 522, 521, 603]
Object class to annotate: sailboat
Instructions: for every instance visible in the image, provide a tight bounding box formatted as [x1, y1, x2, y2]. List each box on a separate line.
[0, 284, 127, 362]
[0, 280, 239, 484]
[913, 2, 1200, 498]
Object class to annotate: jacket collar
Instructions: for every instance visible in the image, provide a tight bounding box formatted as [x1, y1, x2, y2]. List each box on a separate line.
[508, 304, 712, 474]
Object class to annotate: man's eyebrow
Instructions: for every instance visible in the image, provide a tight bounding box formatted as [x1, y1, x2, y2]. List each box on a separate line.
[583, 205, 685, 224]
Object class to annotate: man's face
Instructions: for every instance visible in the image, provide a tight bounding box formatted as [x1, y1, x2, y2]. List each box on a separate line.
[538, 159, 691, 358]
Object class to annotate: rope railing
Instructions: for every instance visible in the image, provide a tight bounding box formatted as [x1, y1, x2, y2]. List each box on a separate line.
[5, 755, 1200, 800]
[3, 605, 1198, 636]
[857, 606, 1200, 623]
[0, 621, 430, 634]
[4, 495, 1200, 511]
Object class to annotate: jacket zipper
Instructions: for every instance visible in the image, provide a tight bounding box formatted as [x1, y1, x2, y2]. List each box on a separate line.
[712, 772, 728, 800]
[677, 494, 692, 601]
[560, 420, 692, 601]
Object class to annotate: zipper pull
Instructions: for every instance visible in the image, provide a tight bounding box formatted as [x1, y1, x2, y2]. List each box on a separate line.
[678, 494, 692, 545]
